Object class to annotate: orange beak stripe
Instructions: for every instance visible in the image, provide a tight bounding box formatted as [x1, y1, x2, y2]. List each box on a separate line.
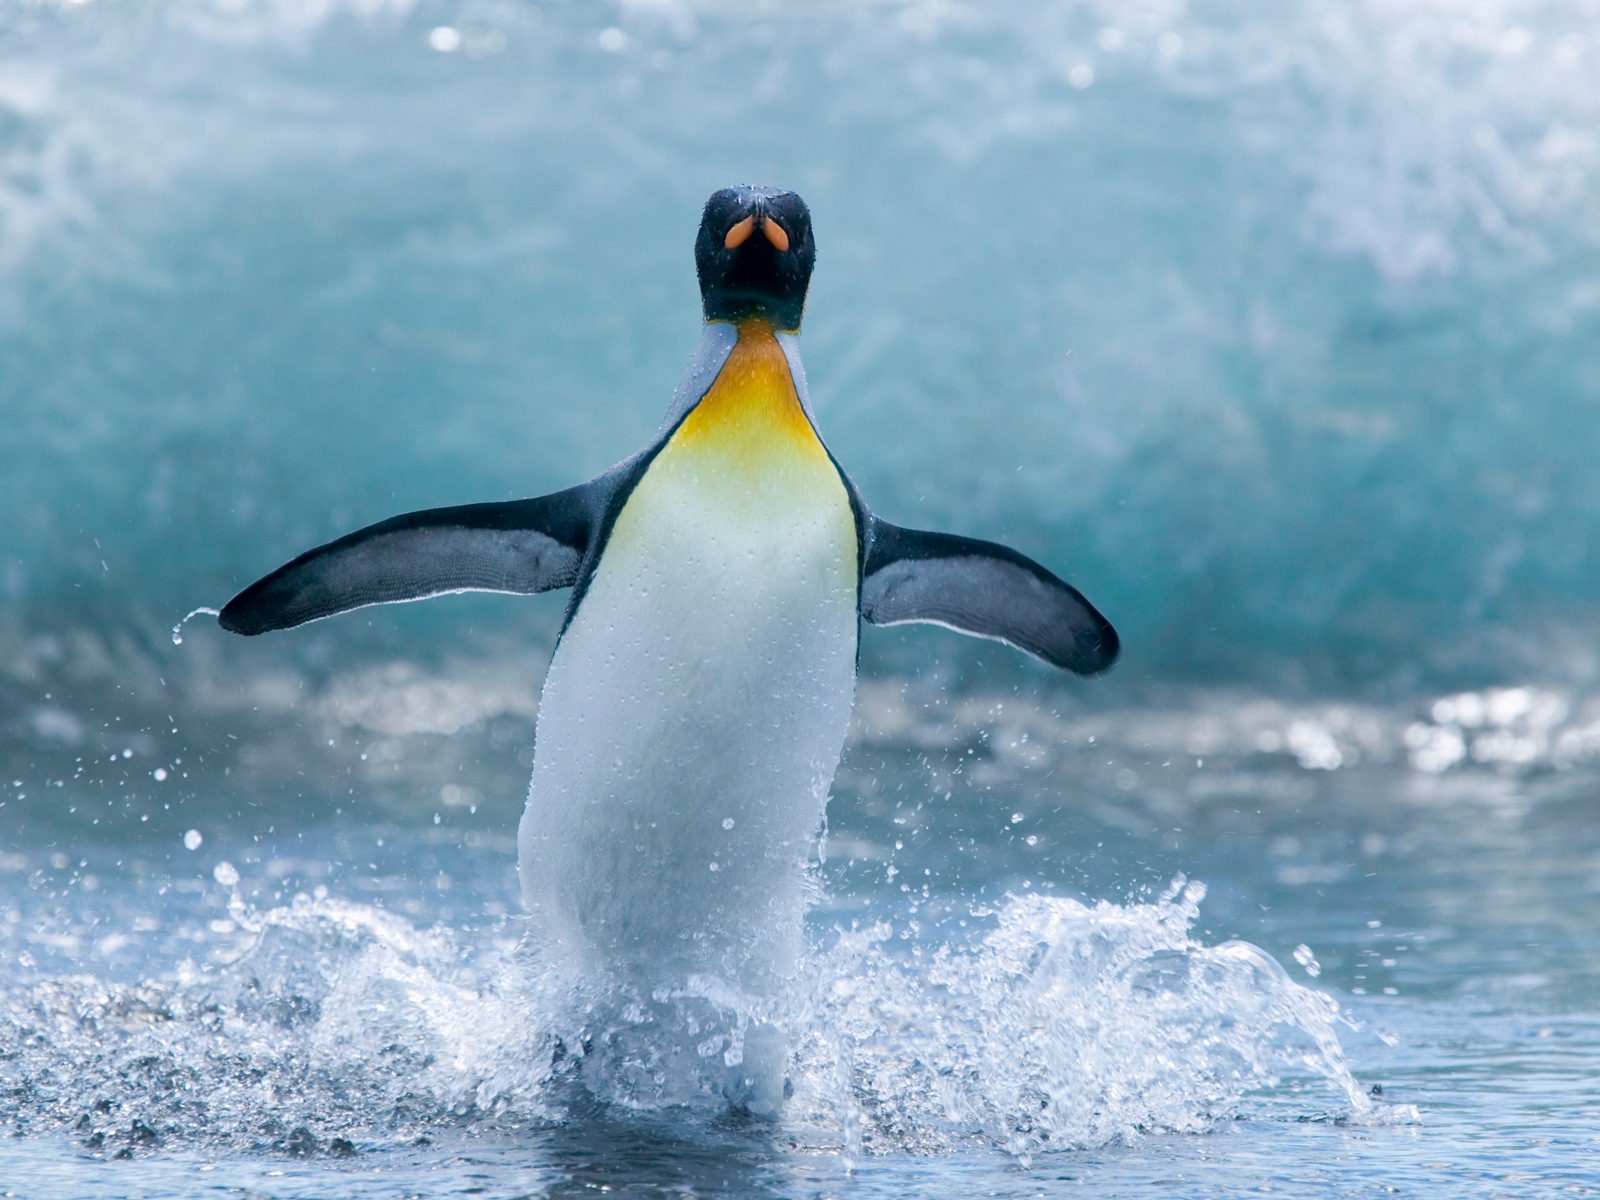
[763, 219, 790, 252]
[724, 216, 755, 249]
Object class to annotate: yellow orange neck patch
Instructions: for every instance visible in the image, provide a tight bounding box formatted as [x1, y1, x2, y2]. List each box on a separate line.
[669, 321, 829, 469]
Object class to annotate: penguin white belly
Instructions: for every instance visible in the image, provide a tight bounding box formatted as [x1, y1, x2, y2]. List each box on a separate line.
[518, 325, 858, 990]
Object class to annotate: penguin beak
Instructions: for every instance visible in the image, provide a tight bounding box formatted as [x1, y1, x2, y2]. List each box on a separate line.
[723, 215, 755, 249]
[723, 213, 791, 253]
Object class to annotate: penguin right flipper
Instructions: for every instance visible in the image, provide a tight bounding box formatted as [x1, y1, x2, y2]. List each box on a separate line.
[859, 517, 1119, 675]
[218, 486, 594, 635]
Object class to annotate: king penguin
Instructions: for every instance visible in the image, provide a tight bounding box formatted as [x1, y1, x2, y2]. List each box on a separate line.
[218, 185, 1118, 1110]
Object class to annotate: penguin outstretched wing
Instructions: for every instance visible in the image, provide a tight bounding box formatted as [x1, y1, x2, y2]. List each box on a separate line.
[219, 486, 595, 635]
[859, 516, 1119, 675]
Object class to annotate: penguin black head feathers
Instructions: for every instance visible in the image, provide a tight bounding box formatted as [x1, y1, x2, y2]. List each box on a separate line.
[695, 186, 816, 332]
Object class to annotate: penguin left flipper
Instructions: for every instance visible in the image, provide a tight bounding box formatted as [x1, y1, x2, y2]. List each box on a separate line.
[218, 487, 594, 636]
[859, 516, 1120, 675]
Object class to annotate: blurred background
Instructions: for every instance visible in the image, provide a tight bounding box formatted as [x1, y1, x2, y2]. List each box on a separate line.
[3, 0, 1597, 695]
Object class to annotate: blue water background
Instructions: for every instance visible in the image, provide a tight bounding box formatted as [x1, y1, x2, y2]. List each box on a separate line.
[4, 0, 1600, 1195]
[4, 0, 1598, 686]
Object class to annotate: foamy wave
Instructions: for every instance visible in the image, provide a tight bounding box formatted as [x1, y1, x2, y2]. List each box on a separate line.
[3, 0, 1594, 291]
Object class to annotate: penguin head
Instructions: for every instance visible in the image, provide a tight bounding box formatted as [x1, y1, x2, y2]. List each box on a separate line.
[695, 186, 816, 332]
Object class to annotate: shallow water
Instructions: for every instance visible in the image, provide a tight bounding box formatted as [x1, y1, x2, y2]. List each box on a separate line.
[6, 641, 1600, 1194]
[6, 0, 1600, 1194]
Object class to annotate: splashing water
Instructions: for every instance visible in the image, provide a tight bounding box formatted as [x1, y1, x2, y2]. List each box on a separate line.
[170, 607, 220, 646]
[785, 880, 1402, 1162]
[0, 872, 1402, 1162]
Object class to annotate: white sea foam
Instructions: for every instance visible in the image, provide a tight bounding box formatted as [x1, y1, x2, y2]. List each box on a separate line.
[0, 880, 1409, 1158]
[2, 0, 1593, 287]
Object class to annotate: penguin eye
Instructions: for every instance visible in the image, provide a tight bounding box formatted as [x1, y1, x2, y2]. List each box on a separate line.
[724, 216, 755, 249]
[762, 219, 790, 252]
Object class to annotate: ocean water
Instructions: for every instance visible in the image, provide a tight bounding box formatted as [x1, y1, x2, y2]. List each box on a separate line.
[4, 0, 1600, 1195]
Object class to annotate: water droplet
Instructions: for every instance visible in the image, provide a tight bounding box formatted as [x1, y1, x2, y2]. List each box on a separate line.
[172, 607, 221, 646]
[213, 861, 239, 887]
[153, 768, 168, 782]
[722, 817, 735, 830]
[1293, 944, 1322, 978]
[182, 829, 202, 850]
